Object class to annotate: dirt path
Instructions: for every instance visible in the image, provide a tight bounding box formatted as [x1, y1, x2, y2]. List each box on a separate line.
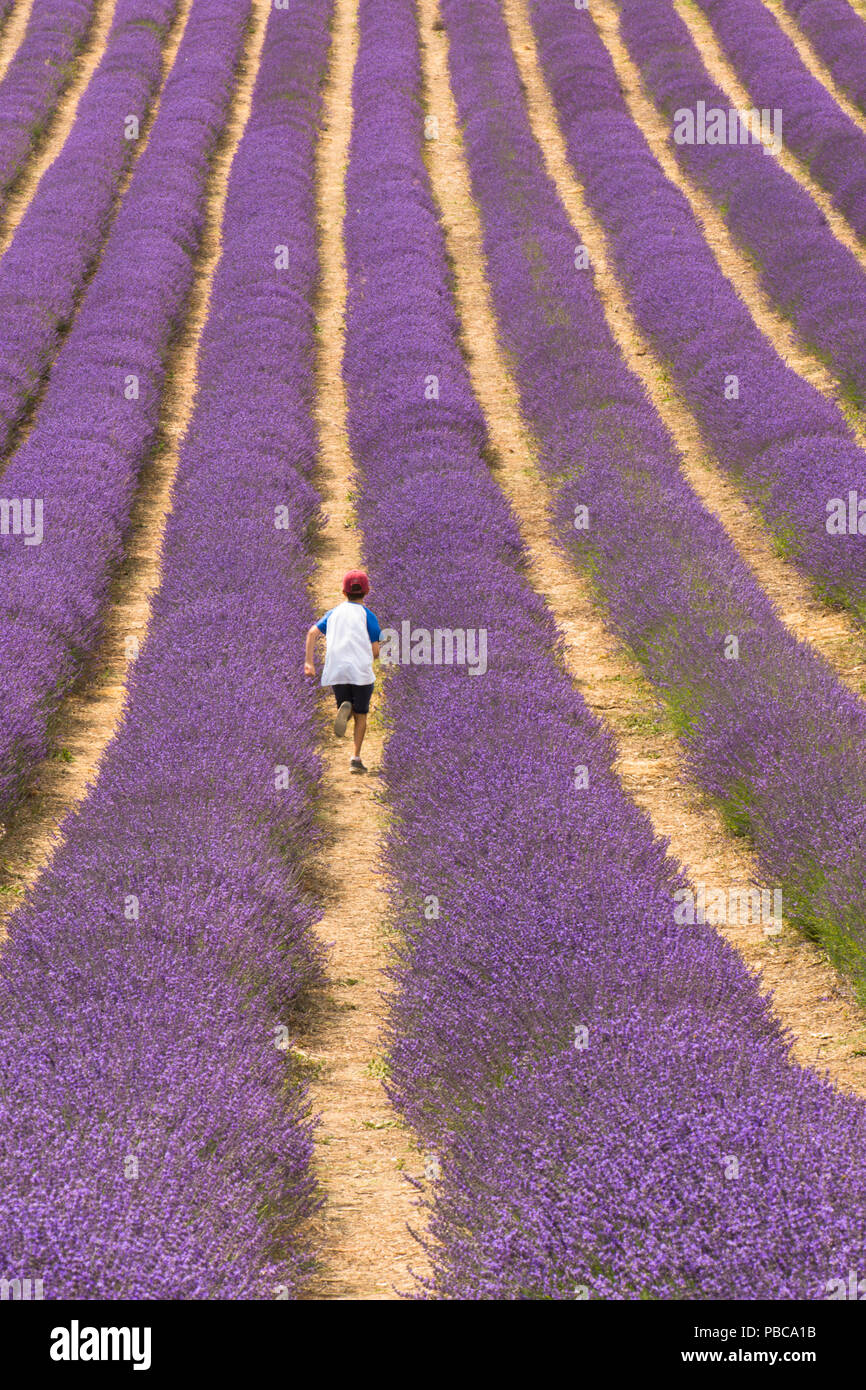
[0, 0, 35, 88]
[503, 0, 866, 699]
[0, 0, 119, 259]
[0, 0, 272, 937]
[417, 0, 866, 1097]
[295, 0, 428, 1301]
[673, 0, 866, 286]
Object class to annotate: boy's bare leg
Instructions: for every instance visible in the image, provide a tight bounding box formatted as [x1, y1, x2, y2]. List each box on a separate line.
[352, 712, 367, 757]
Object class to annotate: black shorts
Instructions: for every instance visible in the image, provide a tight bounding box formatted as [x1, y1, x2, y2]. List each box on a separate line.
[332, 682, 374, 715]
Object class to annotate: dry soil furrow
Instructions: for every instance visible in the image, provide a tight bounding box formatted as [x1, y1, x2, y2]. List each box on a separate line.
[0, 0, 35, 88]
[297, 0, 428, 1301]
[504, 0, 866, 697]
[0, 0, 119, 256]
[673, 0, 866, 277]
[0, 0, 272, 936]
[418, 0, 866, 1098]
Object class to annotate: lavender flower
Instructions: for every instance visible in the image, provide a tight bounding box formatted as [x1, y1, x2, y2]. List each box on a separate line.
[339, 0, 866, 1298]
[777, 0, 866, 115]
[0, 0, 181, 463]
[0, 0, 249, 819]
[692, 0, 866, 239]
[0, 0, 330, 1298]
[612, 0, 866, 419]
[0, 0, 96, 200]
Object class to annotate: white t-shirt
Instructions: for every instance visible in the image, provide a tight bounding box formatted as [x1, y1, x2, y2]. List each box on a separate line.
[318, 600, 380, 686]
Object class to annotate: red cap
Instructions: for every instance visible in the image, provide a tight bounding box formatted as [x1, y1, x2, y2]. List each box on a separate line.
[342, 569, 370, 598]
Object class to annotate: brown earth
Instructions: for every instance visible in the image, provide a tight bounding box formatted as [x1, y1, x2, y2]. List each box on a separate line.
[418, 0, 866, 1097]
[0, 0, 35, 88]
[296, 0, 430, 1301]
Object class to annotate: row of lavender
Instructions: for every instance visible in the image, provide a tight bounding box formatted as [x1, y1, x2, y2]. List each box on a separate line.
[342, 0, 866, 1298]
[0, 0, 247, 822]
[0, 0, 182, 468]
[613, 0, 866, 433]
[0, 0, 95, 201]
[691, 0, 866, 239]
[0, 0, 330, 1297]
[779, 0, 866, 114]
[530, 0, 866, 600]
[527, 0, 866, 620]
[442, 0, 866, 981]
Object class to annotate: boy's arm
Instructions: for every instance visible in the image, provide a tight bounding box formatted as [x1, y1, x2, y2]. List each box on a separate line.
[372, 641, 380, 660]
[304, 624, 320, 677]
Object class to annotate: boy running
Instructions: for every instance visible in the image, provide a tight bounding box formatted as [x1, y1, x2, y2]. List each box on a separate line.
[304, 569, 381, 773]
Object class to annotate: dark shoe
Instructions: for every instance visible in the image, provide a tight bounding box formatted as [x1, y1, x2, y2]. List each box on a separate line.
[349, 756, 367, 774]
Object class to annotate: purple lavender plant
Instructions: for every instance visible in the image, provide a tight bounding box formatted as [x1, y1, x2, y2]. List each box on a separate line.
[778, 0, 866, 115]
[692, 0, 866, 239]
[341, 0, 866, 1299]
[522, 0, 866, 618]
[0, 0, 181, 466]
[0, 0, 330, 1298]
[0, 0, 96, 200]
[434, 0, 866, 980]
[609, 0, 866, 418]
[0, 0, 250, 820]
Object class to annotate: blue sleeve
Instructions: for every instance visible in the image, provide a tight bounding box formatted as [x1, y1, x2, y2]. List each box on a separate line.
[366, 609, 381, 643]
[316, 608, 333, 634]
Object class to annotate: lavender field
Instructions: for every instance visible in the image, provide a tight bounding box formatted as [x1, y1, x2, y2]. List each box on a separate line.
[1, 0, 866, 1325]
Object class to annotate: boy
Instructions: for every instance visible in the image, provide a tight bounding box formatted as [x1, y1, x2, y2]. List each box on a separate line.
[304, 569, 381, 773]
